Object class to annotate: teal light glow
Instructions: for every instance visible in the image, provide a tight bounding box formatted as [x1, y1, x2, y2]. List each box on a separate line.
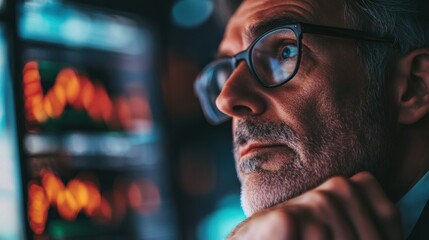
[197, 194, 246, 240]
[172, 0, 214, 28]
[0, 25, 26, 240]
[19, 1, 149, 55]
[0, 0, 5, 11]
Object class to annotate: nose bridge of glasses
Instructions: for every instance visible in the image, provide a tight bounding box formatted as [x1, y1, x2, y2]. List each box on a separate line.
[227, 49, 254, 85]
[233, 50, 250, 67]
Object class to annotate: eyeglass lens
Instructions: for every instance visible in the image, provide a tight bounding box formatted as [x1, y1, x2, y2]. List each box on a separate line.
[195, 27, 299, 124]
[252, 28, 299, 87]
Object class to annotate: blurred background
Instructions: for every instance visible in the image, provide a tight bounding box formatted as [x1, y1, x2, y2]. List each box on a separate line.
[0, 0, 245, 239]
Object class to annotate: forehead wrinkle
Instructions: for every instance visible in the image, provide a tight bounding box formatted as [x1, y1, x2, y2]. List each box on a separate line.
[243, 2, 318, 44]
[219, 0, 345, 56]
[249, 1, 316, 24]
[245, 16, 299, 44]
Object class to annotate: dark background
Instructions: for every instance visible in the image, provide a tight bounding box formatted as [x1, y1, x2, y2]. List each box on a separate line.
[0, 0, 245, 239]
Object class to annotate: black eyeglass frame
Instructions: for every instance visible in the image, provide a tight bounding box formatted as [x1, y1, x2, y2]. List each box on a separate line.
[227, 22, 394, 88]
[194, 22, 394, 124]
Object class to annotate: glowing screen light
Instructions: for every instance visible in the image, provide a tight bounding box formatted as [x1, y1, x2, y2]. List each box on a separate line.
[28, 170, 162, 235]
[0, 26, 25, 240]
[23, 61, 154, 133]
[197, 195, 246, 240]
[0, 0, 5, 12]
[19, 0, 149, 55]
[172, 0, 214, 28]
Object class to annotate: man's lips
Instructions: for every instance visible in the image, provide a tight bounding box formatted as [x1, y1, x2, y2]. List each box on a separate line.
[239, 143, 290, 159]
[238, 143, 295, 174]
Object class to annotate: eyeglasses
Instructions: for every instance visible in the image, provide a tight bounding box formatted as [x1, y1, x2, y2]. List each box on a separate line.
[194, 22, 394, 125]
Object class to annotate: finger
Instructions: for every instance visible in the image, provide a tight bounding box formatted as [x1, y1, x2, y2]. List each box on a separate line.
[316, 176, 381, 239]
[350, 172, 403, 240]
[256, 210, 298, 240]
[283, 204, 336, 240]
[300, 217, 332, 240]
[289, 190, 358, 239]
[228, 209, 298, 240]
[227, 219, 250, 240]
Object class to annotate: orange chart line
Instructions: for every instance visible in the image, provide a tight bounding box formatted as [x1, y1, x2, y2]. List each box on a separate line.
[23, 61, 119, 127]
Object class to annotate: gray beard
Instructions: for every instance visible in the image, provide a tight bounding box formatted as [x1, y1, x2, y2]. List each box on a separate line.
[233, 87, 392, 216]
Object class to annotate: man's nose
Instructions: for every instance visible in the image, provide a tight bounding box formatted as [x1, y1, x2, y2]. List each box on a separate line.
[215, 62, 266, 119]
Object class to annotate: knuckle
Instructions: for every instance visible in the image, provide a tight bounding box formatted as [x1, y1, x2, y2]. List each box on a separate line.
[303, 191, 332, 209]
[262, 210, 296, 237]
[323, 176, 356, 198]
[325, 176, 349, 189]
[266, 209, 292, 226]
[355, 171, 375, 181]
[379, 202, 400, 220]
[352, 171, 378, 186]
[310, 191, 328, 204]
[305, 222, 332, 239]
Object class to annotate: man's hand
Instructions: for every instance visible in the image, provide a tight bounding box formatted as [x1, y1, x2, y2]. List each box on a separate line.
[228, 172, 402, 240]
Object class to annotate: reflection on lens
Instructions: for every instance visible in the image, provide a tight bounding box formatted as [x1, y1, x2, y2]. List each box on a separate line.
[215, 64, 231, 90]
[271, 57, 296, 81]
[251, 28, 298, 87]
[194, 58, 232, 124]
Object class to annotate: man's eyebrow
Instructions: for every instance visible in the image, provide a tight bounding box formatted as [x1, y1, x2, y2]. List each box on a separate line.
[246, 16, 299, 43]
[215, 16, 300, 59]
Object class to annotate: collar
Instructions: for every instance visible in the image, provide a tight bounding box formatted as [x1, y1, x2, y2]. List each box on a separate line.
[397, 170, 429, 238]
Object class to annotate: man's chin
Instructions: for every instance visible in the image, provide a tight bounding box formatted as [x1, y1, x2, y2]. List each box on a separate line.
[240, 173, 294, 217]
[237, 158, 292, 216]
[241, 187, 285, 217]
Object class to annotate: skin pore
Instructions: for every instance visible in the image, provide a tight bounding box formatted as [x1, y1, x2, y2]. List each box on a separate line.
[215, 0, 396, 216]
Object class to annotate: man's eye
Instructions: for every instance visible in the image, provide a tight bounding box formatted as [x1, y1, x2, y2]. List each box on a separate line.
[281, 45, 298, 60]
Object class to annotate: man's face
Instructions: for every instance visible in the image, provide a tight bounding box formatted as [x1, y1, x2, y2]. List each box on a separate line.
[216, 0, 392, 216]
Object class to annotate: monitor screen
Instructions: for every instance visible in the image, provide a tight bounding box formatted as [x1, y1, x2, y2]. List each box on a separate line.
[18, 1, 177, 239]
[0, 24, 26, 240]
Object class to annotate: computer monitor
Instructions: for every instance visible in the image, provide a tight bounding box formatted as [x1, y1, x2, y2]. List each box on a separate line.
[0, 24, 26, 240]
[17, 0, 177, 239]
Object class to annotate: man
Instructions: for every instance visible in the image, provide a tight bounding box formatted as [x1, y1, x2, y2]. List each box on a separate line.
[194, 0, 429, 239]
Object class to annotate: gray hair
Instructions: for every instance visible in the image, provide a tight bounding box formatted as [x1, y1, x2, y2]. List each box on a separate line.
[344, 0, 429, 86]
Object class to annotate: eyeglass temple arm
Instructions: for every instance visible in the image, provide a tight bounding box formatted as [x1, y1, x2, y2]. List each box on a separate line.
[300, 23, 394, 43]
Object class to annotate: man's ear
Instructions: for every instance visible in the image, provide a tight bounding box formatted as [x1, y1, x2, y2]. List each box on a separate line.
[396, 49, 429, 124]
